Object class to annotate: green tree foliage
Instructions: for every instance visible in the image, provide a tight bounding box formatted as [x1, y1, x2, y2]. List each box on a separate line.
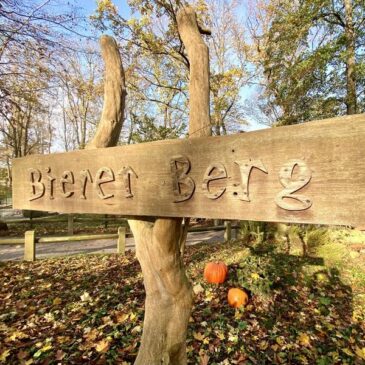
[130, 114, 185, 142]
[249, 0, 365, 125]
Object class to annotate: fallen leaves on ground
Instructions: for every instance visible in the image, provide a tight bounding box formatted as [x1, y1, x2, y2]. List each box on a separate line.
[0, 240, 364, 364]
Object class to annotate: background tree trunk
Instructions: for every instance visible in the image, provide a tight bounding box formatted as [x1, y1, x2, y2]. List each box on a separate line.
[344, 0, 357, 115]
[89, 6, 211, 362]
[0, 221, 8, 232]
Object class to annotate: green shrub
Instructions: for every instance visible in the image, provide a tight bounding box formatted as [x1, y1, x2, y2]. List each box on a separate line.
[239, 221, 275, 245]
[236, 255, 274, 296]
[306, 228, 329, 255]
[239, 221, 293, 253]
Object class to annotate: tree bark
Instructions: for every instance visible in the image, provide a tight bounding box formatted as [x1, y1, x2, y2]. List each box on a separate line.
[86, 35, 126, 149]
[177, 5, 211, 137]
[176, 5, 212, 255]
[0, 221, 8, 232]
[344, 0, 357, 115]
[131, 218, 193, 364]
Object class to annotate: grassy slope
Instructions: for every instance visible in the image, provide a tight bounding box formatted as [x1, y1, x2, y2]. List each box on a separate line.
[0, 230, 364, 364]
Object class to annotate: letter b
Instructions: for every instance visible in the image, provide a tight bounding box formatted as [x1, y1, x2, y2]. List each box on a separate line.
[170, 155, 195, 202]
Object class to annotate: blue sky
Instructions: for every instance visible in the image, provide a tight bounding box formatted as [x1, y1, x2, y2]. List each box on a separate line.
[80, 0, 130, 17]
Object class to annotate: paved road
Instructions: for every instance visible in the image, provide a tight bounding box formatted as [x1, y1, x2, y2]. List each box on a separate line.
[0, 230, 224, 261]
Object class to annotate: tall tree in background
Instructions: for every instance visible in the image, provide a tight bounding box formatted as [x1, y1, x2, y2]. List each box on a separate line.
[343, 0, 358, 114]
[0, 69, 53, 156]
[248, 0, 365, 125]
[0, 0, 82, 116]
[205, 0, 250, 134]
[0, 46, 54, 184]
[58, 47, 104, 150]
[0, 0, 88, 161]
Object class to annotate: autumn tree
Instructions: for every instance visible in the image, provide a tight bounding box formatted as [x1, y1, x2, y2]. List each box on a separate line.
[0, 0, 82, 116]
[204, 0, 250, 134]
[0, 46, 55, 185]
[57, 47, 104, 150]
[0, 0, 88, 166]
[248, 0, 365, 125]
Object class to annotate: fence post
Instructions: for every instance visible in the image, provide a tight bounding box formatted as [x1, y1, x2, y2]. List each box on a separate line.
[232, 221, 238, 240]
[224, 221, 232, 241]
[233, 226, 239, 240]
[117, 226, 126, 255]
[24, 230, 35, 261]
[68, 214, 74, 235]
[29, 210, 33, 229]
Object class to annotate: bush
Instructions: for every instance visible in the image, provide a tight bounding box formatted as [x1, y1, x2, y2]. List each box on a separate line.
[239, 221, 276, 245]
[236, 255, 274, 296]
[303, 227, 329, 256]
[239, 221, 294, 253]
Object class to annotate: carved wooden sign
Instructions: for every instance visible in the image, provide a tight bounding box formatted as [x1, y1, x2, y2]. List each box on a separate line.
[12, 114, 365, 226]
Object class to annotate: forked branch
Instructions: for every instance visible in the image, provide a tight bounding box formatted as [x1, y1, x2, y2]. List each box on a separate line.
[87, 35, 126, 149]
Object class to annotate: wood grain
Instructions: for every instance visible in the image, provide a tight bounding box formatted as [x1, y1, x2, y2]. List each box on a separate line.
[12, 114, 365, 226]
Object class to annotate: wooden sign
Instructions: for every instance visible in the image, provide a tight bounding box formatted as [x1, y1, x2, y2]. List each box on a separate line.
[12, 114, 365, 226]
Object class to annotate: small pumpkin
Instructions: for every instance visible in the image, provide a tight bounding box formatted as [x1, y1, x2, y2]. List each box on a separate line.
[203, 262, 228, 284]
[227, 288, 249, 308]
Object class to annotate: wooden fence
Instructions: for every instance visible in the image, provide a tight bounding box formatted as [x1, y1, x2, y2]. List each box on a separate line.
[0, 222, 238, 261]
[4, 213, 124, 232]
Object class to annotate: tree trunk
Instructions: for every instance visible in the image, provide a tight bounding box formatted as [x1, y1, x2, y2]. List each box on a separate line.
[344, 0, 357, 115]
[177, 6, 211, 138]
[89, 7, 211, 362]
[131, 218, 193, 364]
[6, 156, 12, 187]
[176, 4, 212, 257]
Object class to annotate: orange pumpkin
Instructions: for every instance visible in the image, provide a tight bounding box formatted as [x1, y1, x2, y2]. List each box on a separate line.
[203, 262, 228, 284]
[227, 288, 249, 308]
